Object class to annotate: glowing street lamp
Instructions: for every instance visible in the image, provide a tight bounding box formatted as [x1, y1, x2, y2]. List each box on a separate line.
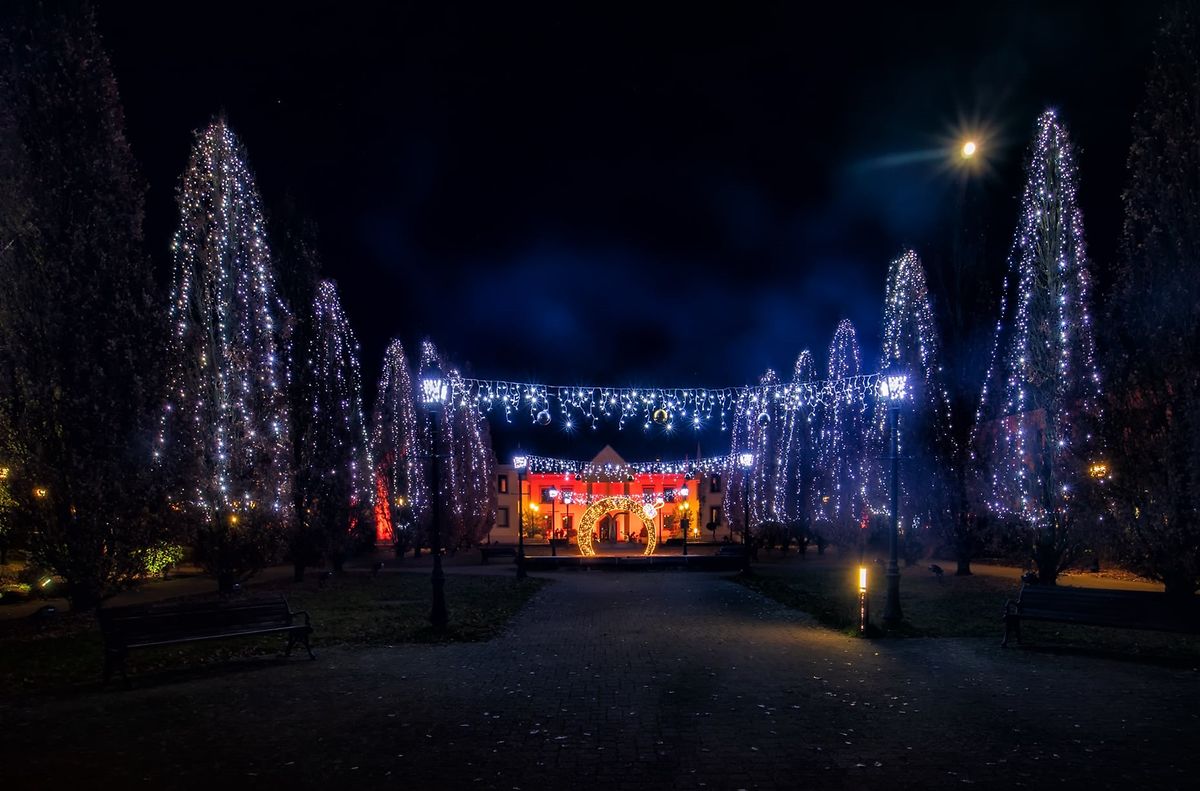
[739, 451, 754, 574]
[548, 486, 559, 557]
[513, 454, 528, 579]
[420, 365, 449, 630]
[879, 370, 909, 625]
[679, 484, 691, 557]
[961, 139, 977, 159]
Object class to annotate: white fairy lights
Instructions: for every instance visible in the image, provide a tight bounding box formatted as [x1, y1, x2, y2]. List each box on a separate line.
[157, 120, 292, 523]
[977, 110, 1103, 525]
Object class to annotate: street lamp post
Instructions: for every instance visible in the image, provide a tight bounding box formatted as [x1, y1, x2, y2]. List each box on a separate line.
[880, 372, 908, 626]
[420, 366, 450, 630]
[548, 487, 559, 557]
[739, 451, 754, 574]
[680, 485, 690, 557]
[563, 490, 573, 550]
[514, 454, 528, 579]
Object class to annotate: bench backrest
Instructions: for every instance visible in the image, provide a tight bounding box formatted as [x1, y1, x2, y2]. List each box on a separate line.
[1016, 585, 1200, 633]
[98, 596, 294, 643]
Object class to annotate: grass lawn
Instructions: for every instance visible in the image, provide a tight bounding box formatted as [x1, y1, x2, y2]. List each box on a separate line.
[735, 558, 1200, 660]
[0, 571, 548, 696]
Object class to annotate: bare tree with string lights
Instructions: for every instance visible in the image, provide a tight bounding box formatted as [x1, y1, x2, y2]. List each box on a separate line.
[294, 279, 372, 576]
[977, 110, 1104, 585]
[157, 119, 293, 593]
[370, 338, 424, 558]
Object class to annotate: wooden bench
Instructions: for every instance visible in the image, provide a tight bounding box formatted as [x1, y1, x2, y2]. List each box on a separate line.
[98, 594, 314, 682]
[716, 544, 744, 557]
[1002, 584, 1200, 647]
[480, 545, 517, 564]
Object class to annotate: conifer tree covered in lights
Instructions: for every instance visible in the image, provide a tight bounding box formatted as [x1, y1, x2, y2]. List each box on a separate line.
[872, 249, 956, 562]
[979, 110, 1102, 584]
[370, 338, 424, 556]
[295, 280, 372, 573]
[0, 1, 163, 610]
[157, 120, 292, 591]
[1106, 3, 1200, 597]
[817, 320, 870, 549]
[726, 369, 785, 536]
[779, 350, 820, 550]
[415, 341, 496, 550]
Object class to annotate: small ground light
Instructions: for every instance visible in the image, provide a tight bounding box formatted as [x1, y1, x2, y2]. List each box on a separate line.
[858, 566, 870, 636]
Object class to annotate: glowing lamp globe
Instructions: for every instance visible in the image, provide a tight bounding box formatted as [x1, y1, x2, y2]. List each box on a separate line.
[548, 487, 559, 500]
[878, 373, 909, 402]
[513, 455, 528, 471]
[420, 367, 448, 412]
[738, 452, 754, 469]
[679, 486, 689, 498]
[961, 140, 977, 158]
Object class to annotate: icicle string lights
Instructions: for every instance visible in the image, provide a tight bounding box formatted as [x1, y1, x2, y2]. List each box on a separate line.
[521, 453, 738, 480]
[454, 373, 887, 431]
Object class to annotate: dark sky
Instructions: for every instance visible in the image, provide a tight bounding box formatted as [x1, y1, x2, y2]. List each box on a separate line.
[96, 1, 1161, 458]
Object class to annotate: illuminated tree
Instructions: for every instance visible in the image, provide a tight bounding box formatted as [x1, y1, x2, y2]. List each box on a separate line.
[873, 250, 957, 566]
[0, 1, 163, 610]
[1106, 3, 1200, 597]
[414, 342, 496, 550]
[817, 320, 870, 550]
[157, 119, 292, 592]
[295, 280, 371, 574]
[779, 350, 819, 551]
[978, 110, 1103, 584]
[370, 338, 424, 556]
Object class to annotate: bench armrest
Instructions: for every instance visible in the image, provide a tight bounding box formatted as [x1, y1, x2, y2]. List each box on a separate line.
[290, 609, 312, 628]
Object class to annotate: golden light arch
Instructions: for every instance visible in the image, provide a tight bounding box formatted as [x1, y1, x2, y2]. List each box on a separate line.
[576, 495, 658, 556]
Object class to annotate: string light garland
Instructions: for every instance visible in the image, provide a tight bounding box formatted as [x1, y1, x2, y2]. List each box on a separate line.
[156, 119, 292, 522]
[520, 453, 738, 480]
[454, 373, 888, 432]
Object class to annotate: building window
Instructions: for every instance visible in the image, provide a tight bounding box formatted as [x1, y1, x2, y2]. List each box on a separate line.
[496, 507, 509, 527]
[541, 487, 555, 504]
[642, 486, 655, 503]
[709, 474, 721, 493]
[497, 474, 509, 494]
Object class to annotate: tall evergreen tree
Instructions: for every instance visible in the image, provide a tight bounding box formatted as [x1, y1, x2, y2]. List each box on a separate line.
[295, 280, 371, 574]
[817, 320, 869, 550]
[978, 110, 1103, 584]
[874, 250, 958, 567]
[1107, 3, 1200, 597]
[370, 339, 423, 556]
[779, 350, 819, 550]
[157, 119, 293, 592]
[0, 0, 162, 610]
[414, 341, 496, 550]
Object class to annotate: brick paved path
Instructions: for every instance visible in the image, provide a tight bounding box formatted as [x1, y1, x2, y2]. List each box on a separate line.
[2, 571, 1197, 789]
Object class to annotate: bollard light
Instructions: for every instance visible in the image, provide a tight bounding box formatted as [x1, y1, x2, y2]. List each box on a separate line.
[858, 565, 870, 636]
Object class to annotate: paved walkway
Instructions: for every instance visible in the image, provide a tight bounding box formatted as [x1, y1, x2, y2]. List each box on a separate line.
[1, 571, 1197, 789]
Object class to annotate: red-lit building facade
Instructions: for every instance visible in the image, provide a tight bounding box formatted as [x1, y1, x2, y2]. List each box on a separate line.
[489, 446, 731, 551]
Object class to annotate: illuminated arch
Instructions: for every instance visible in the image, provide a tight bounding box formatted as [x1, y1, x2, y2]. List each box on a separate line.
[576, 496, 658, 556]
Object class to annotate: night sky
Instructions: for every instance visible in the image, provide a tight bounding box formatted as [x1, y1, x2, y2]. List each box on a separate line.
[96, 1, 1161, 458]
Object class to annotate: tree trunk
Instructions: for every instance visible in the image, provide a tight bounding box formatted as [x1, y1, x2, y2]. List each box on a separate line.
[955, 557, 972, 576]
[293, 561, 306, 583]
